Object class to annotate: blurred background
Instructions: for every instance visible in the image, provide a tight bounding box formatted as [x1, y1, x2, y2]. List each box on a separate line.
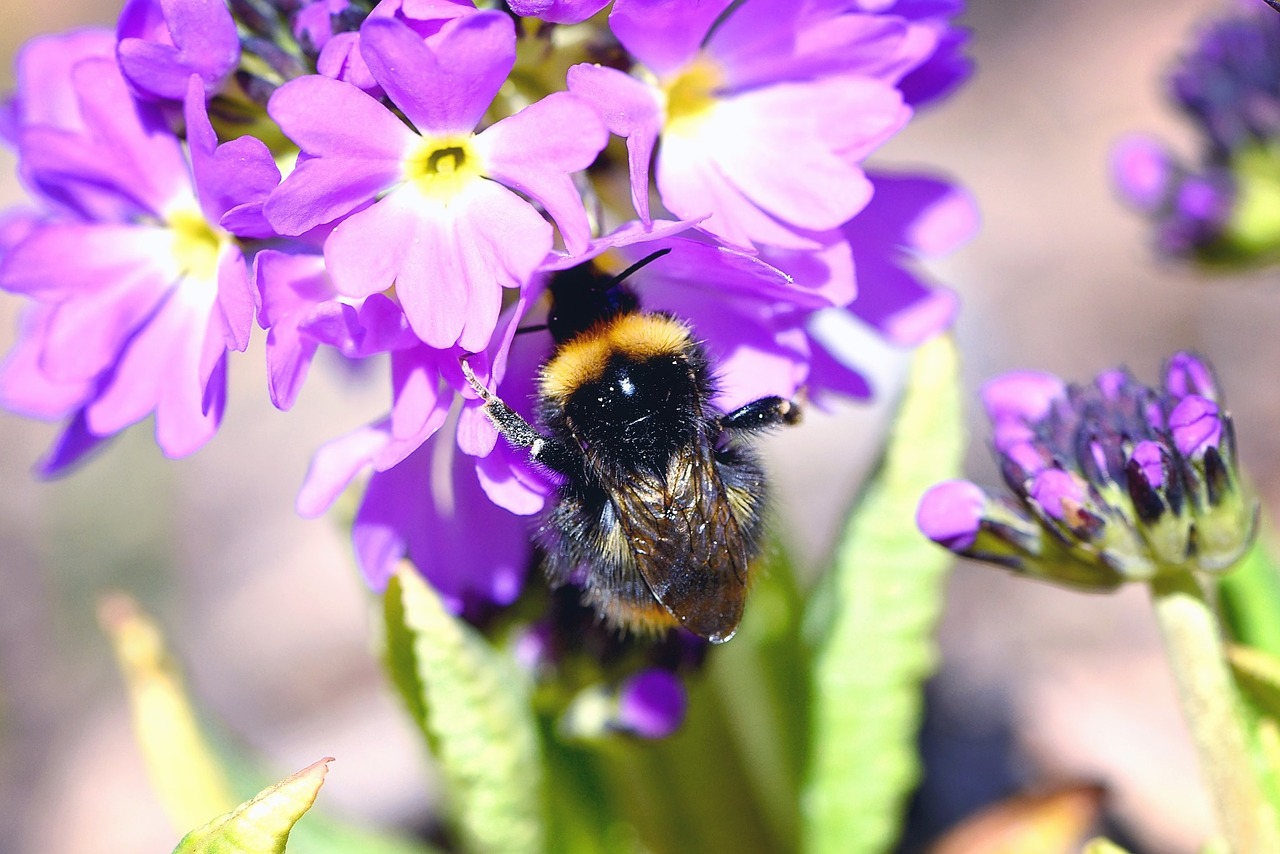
[4, 1, 1279, 851]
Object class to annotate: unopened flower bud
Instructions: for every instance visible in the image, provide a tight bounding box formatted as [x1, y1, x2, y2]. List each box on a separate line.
[920, 352, 1257, 588]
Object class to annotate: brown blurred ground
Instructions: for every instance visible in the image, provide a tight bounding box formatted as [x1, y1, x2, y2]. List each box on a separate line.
[1, 1, 1274, 852]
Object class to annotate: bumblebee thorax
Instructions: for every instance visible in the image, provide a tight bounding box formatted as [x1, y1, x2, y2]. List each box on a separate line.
[540, 313, 710, 470]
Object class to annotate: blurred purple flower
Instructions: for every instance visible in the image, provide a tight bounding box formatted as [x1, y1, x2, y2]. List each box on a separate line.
[1113, 2, 1280, 261]
[0, 42, 277, 471]
[265, 11, 609, 351]
[1112, 134, 1234, 256]
[116, 0, 240, 100]
[614, 669, 687, 739]
[918, 353, 1258, 588]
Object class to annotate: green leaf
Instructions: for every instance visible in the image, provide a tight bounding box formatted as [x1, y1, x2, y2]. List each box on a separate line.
[99, 593, 238, 831]
[384, 567, 544, 854]
[173, 758, 331, 854]
[101, 592, 436, 854]
[1219, 531, 1280, 659]
[1229, 644, 1280, 722]
[801, 336, 965, 854]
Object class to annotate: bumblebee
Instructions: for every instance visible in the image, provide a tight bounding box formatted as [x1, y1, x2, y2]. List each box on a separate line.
[463, 252, 800, 643]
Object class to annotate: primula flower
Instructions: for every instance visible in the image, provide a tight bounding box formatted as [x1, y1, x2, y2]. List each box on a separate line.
[264, 11, 609, 351]
[917, 353, 1258, 589]
[0, 38, 277, 471]
[566, 0, 959, 250]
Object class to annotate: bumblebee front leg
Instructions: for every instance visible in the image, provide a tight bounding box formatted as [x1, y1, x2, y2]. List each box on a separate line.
[460, 359, 575, 473]
[720, 396, 802, 436]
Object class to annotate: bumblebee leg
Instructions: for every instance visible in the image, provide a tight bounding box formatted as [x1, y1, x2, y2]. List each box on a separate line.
[720, 396, 801, 436]
[459, 359, 575, 473]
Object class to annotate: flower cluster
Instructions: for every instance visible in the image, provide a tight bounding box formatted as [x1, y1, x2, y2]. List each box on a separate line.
[917, 353, 1257, 589]
[0, 0, 973, 703]
[1113, 0, 1280, 264]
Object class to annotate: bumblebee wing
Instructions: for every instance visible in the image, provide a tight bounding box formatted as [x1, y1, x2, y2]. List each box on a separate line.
[617, 448, 751, 644]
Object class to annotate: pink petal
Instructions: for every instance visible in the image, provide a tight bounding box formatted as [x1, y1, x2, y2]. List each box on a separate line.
[360, 12, 514, 136]
[265, 75, 416, 234]
[390, 346, 444, 441]
[0, 306, 94, 419]
[476, 92, 607, 253]
[323, 189, 417, 299]
[657, 133, 818, 249]
[87, 284, 220, 457]
[215, 245, 255, 353]
[609, 0, 734, 76]
[566, 64, 663, 223]
[297, 421, 393, 516]
[392, 181, 550, 351]
[704, 82, 883, 231]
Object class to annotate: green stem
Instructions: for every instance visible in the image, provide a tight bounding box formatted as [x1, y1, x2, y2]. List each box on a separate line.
[1150, 571, 1279, 853]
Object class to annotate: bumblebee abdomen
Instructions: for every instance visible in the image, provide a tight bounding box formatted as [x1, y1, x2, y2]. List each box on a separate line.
[538, 444, 770, 642]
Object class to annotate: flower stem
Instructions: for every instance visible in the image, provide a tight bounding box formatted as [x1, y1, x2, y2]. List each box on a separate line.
[1150, 570, 1279, 853]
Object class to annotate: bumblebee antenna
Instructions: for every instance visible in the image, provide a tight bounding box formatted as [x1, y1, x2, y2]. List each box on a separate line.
[606, 248, 672, 290]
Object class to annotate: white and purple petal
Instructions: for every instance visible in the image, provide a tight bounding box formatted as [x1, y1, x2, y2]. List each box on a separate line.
[360, 12, 515, 137]
[476, 92, 609, 254]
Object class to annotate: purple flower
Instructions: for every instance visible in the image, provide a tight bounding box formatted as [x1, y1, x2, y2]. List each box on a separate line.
[1168, 4, 1280, 158]
[116, 0, 240, 100]
[1113, 3, 1280, 262]
[0, 42, 277, 471]
[265, 11, 609, 351]
[614, 669, 688, 739]
[566, 0, 961, 249]
[918, 352, 1258, 586]
[294, 299, 547, 603]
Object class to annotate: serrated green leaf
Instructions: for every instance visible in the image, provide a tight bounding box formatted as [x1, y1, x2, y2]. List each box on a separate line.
[102, 593, 437, 854]
[99, 593, 238, 830]
[173, 758, 330, 854]
[801, 336, 965, 854]
[384, 566, 543, 854]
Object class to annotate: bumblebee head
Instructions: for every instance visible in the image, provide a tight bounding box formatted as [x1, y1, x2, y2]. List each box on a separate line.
[539, 312, 711, 470]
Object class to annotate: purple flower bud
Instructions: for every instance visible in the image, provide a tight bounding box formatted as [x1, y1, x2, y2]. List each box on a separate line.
[616, 669, 687, 740]
[922, 353, 1254, 584]
[980, 371, 1065, 427]
[917, 480, 987, 551]
[1163, 351, 1219, 402]
[1111, 135, 1173, 213]
[1028, 469, 1087, 523]
[1001, 440, 1051, 484]
[1093, 367, 1136, 401]
[1176, 174, 1232, 225]
[1129, 440, 1167, 490]
[1169, 394, 1223, 458]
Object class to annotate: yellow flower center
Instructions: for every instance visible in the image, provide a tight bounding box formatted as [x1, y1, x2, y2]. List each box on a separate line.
[402, 135, 484, 205]
[166, 208, 223, 283]
[662, 57, 723, 135]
